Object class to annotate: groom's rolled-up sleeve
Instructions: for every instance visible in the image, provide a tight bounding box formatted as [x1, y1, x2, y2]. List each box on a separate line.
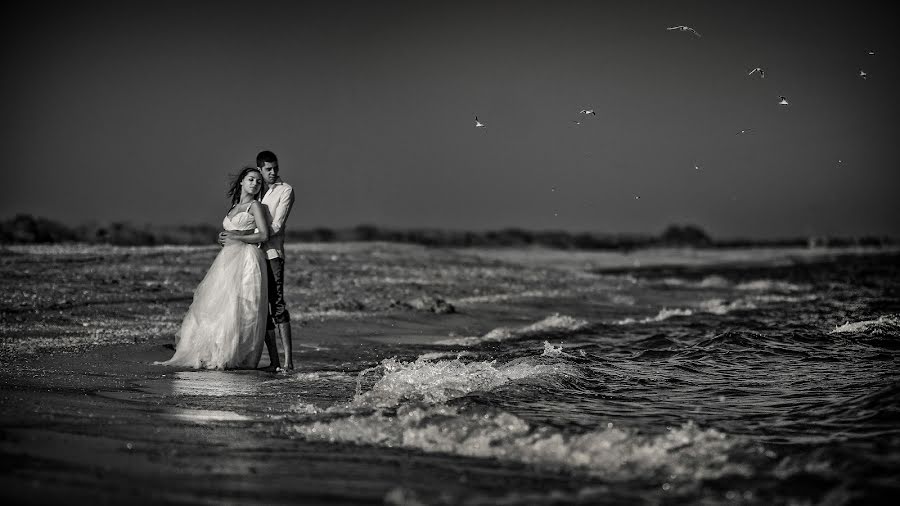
[270, 186, 295, 236]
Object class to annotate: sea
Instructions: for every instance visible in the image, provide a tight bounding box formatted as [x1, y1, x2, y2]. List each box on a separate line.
[150, 250, 899, 505]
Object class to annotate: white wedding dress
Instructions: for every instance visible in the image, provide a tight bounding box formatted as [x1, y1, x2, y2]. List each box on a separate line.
[155, 209, 268, 370]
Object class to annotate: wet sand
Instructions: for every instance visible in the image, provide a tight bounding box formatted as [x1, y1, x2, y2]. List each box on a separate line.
[3, 315, 607, 505]
[2, 242, 894, 504]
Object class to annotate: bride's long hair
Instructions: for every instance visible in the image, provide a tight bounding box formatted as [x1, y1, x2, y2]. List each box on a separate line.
[226, 166, 266, 210]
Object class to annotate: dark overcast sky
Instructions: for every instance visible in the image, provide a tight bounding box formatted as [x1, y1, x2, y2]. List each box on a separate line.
[2, 1, 897, 238]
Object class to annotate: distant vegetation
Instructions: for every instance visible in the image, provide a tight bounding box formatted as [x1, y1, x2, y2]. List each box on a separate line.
[0, 214, 895, 250]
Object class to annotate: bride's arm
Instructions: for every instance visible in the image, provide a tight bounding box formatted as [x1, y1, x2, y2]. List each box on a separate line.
[217, 228, 252, 246]
[225, 201, 270, 245]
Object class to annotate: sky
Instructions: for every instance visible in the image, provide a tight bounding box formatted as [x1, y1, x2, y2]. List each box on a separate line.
[2, 0, 897, 239]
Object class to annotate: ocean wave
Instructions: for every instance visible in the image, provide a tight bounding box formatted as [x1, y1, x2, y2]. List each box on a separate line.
[653, 276, 807, 293]
[613, 296, 763, 325]
[435, 313, 589, 346]
[290, 404, 751, 481]
[829, 315, 900, 335]
[350, 355, 577, 410]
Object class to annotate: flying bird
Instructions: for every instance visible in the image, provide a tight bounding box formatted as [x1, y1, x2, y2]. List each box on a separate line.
[579, 109, 596, 115]
[748, 67, 766, 78]
[474, 115, 485, 128]
[858, 69, 868, 79]
[737, 128, 752, 135]
[572, 120, 582, 125]
[666, 25, 701, 38]
[778, 96, 789, 106]
[866, 49, 876, 55]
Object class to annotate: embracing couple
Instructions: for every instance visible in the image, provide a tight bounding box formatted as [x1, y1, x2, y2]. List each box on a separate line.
[155, 150, 295, 371]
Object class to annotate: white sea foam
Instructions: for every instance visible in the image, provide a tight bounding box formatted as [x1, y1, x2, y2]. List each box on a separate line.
[263, 370, 356, 387]
[435, 313, 589, 346]
[614, 296, 763, 325]
[653, 276, 806, 293]
[735, 280, 807, 292]
[452, 289, 572, 306]
[698, 275, 732, 288]
[614, 307, 694, 325]
[289, 402, 321, 415]
[697, 298, 758, 315]
[416, 351, 478, 361]
[748, 294, 818, 304]
[609, 294, 636, 306]
[291, 405, 750, 481]
[829, 315, 900, 335]
[657, 275, 731, 289]
[295, 309, 377, 320]
[351, 355, 576, 410]
[541, 340, 565, 357]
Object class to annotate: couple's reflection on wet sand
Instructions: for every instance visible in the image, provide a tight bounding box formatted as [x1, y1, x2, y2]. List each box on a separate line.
[145, 370, 268, 422]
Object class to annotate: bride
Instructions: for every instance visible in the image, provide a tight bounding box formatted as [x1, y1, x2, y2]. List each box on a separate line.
[155, 167, 270, 369]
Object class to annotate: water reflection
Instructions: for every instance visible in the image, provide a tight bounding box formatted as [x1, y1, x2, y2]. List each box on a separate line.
[170, 370, 261, 397]
[161, 407, 252, 423]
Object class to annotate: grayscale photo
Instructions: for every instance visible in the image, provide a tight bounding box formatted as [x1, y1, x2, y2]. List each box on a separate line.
[1, 1, 898, 504]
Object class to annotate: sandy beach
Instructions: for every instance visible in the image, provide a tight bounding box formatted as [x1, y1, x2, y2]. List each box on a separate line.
[1, 242, 896, 504]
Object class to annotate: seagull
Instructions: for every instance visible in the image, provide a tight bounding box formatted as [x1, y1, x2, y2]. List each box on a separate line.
[694, 164, 701, 171]
[579, 109, 596, 115]
[737, 128, 752, 135]
[572, 120, 582, 125]
[666, 25, 701, 38]
[866, 49, 876, 55]
[778, 96, 789, 106]
[748, 67, 766, 78]
[474, 115, 485, 128]
[859, 69, 868, 79]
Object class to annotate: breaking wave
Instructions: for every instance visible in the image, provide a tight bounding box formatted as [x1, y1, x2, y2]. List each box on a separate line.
[350, 354, 577, 410]
[829, 315, 900, 335]
[290, 404, 752, 481]
[435, 313, 589, 346]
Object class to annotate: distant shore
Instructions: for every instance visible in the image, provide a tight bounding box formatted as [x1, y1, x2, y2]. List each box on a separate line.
[2, 213, 897, 250]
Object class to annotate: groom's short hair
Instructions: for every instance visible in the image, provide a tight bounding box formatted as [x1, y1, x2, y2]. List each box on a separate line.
[256, 150, 278, 171]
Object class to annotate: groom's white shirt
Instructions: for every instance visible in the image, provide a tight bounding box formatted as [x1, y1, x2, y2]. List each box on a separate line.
[259, 180, 294, 260]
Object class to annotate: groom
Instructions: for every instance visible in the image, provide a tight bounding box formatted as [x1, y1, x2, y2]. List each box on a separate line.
[220, 150, 296, 370]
